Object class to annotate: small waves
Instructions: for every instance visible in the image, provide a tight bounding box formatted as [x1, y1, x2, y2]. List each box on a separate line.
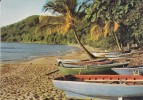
[0, 42, 78, 63]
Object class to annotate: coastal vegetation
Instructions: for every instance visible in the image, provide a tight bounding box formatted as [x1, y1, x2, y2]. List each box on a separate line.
[1, 0, 143, 50]
[36, 0, 97, 58]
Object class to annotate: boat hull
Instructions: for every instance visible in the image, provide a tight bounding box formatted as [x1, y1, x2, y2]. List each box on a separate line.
[53, 80, 143, 97]
[59, 62, 129, 75]
[112, 67, 143, 75]
[59, 67, 115, 75]
[105, 53, 131, 58]
[92, 52, 121, 57]
[65, 91, 143, 100]
[53, 75, 143, 97]
[59, 60, 113, 68]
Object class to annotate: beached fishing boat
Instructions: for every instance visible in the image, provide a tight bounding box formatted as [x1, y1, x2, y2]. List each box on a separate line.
[92, 50, 131, 58]
[58, 60, 114, 68]
[53, 75, 143, 98]
[58, 62, 129, 75]
[57, 59, 81, 63]
[56, 58, 106, 64]
[105, 53, 131, 58]
[92, 52, 121, 57]
[112, 66, 143, 75]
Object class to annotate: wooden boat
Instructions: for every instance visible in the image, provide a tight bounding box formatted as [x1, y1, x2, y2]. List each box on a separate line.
[59, 60, 114, 68]
[105, 53, 131, 58]
[92, 52, 121, 57]
[57, 59, 81, 63]
[56, 58, 106, 64]
[92, 50, 131, 58]
[112, 66, 143, 75]
[58, 62, 129, 75]
[53, 75, 143, 97]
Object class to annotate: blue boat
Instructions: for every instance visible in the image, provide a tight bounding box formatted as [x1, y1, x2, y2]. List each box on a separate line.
[53, 75, 143, 98]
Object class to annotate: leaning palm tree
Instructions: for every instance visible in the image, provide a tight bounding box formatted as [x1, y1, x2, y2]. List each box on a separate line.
[36, 0, 97, 59]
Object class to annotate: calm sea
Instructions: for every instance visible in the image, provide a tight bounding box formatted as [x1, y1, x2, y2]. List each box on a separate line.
[0, 42, 78, 63]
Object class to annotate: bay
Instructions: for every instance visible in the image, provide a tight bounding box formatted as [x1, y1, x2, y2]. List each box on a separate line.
[0, 42, 78, 63]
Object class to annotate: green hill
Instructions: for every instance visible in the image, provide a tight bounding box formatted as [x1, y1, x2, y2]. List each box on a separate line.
[1, 15, 77, 44]
[0, 15, 119, 49]
[1, 15, 39, 42]
[1, 14, 143, 49]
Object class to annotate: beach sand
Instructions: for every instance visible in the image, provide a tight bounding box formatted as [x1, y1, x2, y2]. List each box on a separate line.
[0, 46, 143, 100]
[0, 45, 93, 100]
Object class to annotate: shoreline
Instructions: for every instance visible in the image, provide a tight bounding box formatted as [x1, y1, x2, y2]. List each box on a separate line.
[1, 45, 143, 99]
[0, 50, 77, 65]
[0, 45, 94, 100]
[0, 43, 81, 65]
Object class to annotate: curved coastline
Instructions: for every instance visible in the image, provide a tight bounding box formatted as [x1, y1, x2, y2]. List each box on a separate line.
[0, 43, 143, 99]
[0, 42, 80, 64]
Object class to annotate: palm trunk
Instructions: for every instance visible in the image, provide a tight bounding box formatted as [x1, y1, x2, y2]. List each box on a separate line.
[135, 37, 143, 49]
[113, 32, 122, 50]
[73, 28, 97, 59]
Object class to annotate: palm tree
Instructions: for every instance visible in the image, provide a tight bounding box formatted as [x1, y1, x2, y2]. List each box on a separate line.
[85, 0, 128, 50]
[36, 0, 97, 59]
[90, 20, 121, 50]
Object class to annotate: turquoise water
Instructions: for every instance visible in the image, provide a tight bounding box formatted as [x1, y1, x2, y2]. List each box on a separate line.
[0, 42, 78, 63]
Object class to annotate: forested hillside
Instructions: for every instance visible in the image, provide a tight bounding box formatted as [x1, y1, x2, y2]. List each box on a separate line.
[1, 15, 77, 44]
[1, 0, 143, 50]
[1, 15, 39, 42]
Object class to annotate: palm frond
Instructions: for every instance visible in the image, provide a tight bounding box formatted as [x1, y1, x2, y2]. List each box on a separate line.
[113, 21, 120, 32]
[37, 10, 73, 35]
[43, 0, 66, 14]
[77, 0, 91, 14]
[103, 21, 119, 37]
[65, 0, 77, 14]
[38, 0, 89, 36]
[90, 24, 103, 40]
[103, 20, 114, 37]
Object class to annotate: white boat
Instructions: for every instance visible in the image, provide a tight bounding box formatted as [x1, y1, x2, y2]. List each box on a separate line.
[112, 67, 143, 75]
[56, 58, 106, 65]
[105, 53, 131, 58]
[92, 50, 131, 58]
[53, 75, 143, 98]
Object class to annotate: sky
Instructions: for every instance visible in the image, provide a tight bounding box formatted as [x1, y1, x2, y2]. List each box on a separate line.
[1, 0, 47, 27]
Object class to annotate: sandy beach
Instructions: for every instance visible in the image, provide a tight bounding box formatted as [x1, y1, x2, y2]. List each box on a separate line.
[0, 45, 93, 100]
[0, 45, 143, 100]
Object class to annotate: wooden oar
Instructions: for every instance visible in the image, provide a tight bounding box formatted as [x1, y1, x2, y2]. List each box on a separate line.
[46, 69, 59, 75]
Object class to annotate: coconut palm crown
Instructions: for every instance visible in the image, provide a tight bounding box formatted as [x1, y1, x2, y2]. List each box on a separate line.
[36, 0, 97, 59]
